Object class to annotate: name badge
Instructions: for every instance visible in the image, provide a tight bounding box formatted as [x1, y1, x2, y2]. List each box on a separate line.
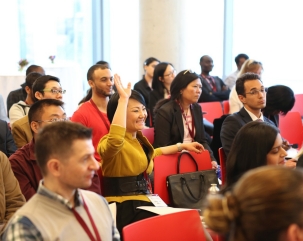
[146, 194, 167, 207]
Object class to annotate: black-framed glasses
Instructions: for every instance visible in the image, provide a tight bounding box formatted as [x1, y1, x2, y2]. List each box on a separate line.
[42, 89, 66, 94]
[34, 118, 69, 123]
[245, 87, 268, 96]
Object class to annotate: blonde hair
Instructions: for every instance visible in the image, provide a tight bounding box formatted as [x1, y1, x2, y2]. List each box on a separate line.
[237, 59, 263, 77]
[203, 166, 303, 241]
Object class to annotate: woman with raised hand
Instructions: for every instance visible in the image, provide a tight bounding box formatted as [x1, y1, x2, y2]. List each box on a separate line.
[153, 69, 218, 169]
[98, 74, 204, 236]
[204, 165, 303, 241]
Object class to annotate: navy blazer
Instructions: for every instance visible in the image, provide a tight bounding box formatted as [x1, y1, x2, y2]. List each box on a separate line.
[0, 120, 17, 157]
[198, 75, 230, 102]
[153, 101, 216, 161]
[220, 107, 274, 157]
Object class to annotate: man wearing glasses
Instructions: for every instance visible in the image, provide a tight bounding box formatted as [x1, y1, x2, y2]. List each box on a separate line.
[11, 75, 65, 148]
[220, 73, 273, 157]
[9, 99, 101, 201]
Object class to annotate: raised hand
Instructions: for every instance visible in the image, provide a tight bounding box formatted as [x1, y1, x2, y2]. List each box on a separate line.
[114, 74, 131, 99]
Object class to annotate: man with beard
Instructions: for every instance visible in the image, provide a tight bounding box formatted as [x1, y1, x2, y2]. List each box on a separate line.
[71, 65, 113, 193]
[198, 55, 230, 102]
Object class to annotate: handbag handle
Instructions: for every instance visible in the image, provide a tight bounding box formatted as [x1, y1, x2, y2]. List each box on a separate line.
[181, 175, 204, 201]
[177, 152, 199, 174]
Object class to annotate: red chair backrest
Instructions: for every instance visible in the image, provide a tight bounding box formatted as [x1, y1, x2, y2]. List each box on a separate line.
[222, 100, 230, 115]
[123, 210, 206, 241]
[218, 147, 226, 185]
[141, 127, 154, 145]
[291, 94, 303, 116]
[279, 111, 303, 149]
[154, 151, 212, 204]
[199, 102, 224, 123]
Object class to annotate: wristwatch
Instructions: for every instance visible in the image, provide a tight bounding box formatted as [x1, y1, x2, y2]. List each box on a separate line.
[176, 143, 182, 152]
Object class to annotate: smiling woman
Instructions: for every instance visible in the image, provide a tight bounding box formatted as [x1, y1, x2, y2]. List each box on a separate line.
[97, 74, 204, 237]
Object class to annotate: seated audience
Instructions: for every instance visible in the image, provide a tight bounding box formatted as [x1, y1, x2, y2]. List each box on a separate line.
[223, 121, 287, 192]
[134, 57, 160, 126]
[98, 75, 203, 237]
[224, 53, 249, 90]
[198, 55, 230, 102]
[0, 120, 17, 157]
[149, 62, 175, 125]
[0, 151, 25, 233]
[11, 75, 64, 148]
[220, 73, 272, 157]
[262, 85, 295, 126]
[3, 122, 119, 240]
[229, 59, 263, 114]
[6, 65, 45, 112]
[9, 99, 101, 201]
[9, 72, 43, 125]
[203, 166, 303, 241]
[153, 69, 218, 167]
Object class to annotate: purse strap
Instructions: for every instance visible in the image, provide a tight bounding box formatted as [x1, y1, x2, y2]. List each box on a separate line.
[181, 175, 204, 201]
[177, 152, 199, 174]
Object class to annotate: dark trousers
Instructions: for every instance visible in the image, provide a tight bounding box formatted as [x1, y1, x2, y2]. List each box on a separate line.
[113, 200, 157, 240]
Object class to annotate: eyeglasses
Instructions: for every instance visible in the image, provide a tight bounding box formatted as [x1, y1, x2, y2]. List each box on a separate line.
[245, 88, 268, 96]
[164, 69, 176, 77]
[183, 69, 194, 75]
[42, 89, 66, 94]
[34, 118, 69, 123]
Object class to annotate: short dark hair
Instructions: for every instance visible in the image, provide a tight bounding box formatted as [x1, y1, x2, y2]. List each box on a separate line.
[28, 99, 65, 125]
[35, 121, 92, 176]
[32, 75, 61, 102]
[235, 72, 262, 96]
[107, 90, 146, 123]
[95, 61, 111, 69]
[25, 72, 43, 89]
[26, 65, 45, 76]
[235, 54, 249, 65]
[225, 121, 280, 190]
[151, 62, 174, 93]
[87, 64, 110, 81]
[263, 85, 295, 116]
[144, 57, 160, 67]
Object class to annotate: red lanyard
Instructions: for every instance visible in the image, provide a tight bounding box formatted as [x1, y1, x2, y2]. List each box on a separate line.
[89, 99, 110, 131]
[176, 100, 195, 141]
[72, 195, 102, 241]
[201, 74, 217, 92]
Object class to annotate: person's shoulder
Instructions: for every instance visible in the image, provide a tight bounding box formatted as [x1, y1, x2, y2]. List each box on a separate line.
[80, 189, 108, 204]
[134, 79, 144, 88]
[13, 115, 28, 126]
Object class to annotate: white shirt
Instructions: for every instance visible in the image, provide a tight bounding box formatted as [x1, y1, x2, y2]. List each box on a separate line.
[244, 107, 264, 121]
[224, 70, 239, 90]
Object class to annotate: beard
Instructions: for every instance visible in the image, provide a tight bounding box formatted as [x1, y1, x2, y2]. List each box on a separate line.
[95, 86, 113, 97]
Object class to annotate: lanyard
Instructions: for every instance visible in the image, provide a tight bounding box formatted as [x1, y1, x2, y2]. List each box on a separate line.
[89, 99, 110, 131]
[201, 74, 217, 92]
[176, 100, 195, 141]
[72, 195, 102, 241]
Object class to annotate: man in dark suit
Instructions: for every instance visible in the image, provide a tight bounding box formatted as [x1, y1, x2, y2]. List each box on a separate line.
[0, 120, 17, 157]
[220, 73, 271, 157]
[198, 55, 230, 102]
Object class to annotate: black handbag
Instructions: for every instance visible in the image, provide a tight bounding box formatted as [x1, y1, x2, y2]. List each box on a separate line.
[166, 152, 219, 209]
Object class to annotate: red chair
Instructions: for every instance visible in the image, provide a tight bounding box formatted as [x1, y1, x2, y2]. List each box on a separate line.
[141, 127, 154, 145]
[279, 111, 303, 149]
[153, 151, 212, 204]
[199, 102, 224, 123]
[218, 147, 226, 185]
[222, 100, 230, 115]
[123, 210, 206, 241]
[291, 94, 303, 116]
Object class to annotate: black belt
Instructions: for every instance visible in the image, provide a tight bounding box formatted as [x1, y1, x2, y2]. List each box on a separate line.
[103, 173, 150, 196]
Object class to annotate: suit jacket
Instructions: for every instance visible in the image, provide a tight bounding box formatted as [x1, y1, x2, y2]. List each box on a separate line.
[11, 115, 32, 149]
[220, 107, 273, 157]
[153, 101, 216, 161]
[134, 77, 152, 107]
[198, 75, 230, 102]
[0, 120, 17, 157]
